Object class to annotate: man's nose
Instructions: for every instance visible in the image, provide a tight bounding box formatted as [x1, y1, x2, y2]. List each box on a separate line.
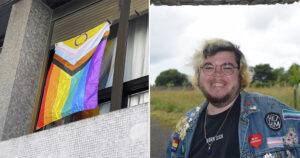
[213, 66, 223, 76]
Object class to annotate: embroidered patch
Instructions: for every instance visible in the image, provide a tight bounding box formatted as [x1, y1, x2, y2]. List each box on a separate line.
[263, 153, 274, 158]
[241, 150, 248, 154]
[181, 140, 185, 154]
[283, 128, 298, 147]
[267, 137, 284, 148]
[175, 116, 190, 140]
[171, 138, 179, 152]
[242, 109, 248, 114]
[191, 112, 195, 117]
[265, 112, 282, 131]
[249, 133, 263, 149]
[277, 152, 282, 158]
[240, 120, 246, 124]
[286, 150, 294, 158]
[249, 105, 257, 110]
[246, 101, 251, 106]
[282, 109, 300, 120]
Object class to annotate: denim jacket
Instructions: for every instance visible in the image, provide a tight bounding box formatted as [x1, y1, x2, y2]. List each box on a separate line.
[166, 90, 300, 158]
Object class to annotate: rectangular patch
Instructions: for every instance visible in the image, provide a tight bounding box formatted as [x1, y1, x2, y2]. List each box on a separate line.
[267, 137, 284, 148]
[282, 109, 300, 120]
[171, 138, 179, 152]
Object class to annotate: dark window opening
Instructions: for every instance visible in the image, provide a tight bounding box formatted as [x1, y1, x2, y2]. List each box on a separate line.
[0, 5, 12, 49]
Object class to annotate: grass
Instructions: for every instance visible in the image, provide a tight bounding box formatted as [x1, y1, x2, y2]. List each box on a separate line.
[245, 86, 298, 106]
[150, 86, 300, 128]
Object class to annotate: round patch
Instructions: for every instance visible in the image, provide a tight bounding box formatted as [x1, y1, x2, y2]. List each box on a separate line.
[264, 112, 282, 131]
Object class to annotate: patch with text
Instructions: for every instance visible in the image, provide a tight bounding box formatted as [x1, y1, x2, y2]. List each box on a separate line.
[249, 133, 263, 149]
[265, 112, 282, 131]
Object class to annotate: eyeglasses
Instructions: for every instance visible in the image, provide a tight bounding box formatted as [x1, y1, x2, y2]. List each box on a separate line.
[200, 63, 239, 76]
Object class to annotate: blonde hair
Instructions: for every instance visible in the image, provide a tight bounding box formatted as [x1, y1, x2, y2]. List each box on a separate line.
[189, 38, 252, 89]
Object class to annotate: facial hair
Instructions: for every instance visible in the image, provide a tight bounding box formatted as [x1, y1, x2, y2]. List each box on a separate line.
[199, 80, 240, 108]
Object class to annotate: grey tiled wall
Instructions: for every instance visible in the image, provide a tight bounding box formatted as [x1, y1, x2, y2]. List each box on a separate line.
[0, 104, 149, 158]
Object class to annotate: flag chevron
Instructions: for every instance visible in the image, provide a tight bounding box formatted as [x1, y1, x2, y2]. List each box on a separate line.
[52, 47, 95, 76]
[53, 35, 109, 76]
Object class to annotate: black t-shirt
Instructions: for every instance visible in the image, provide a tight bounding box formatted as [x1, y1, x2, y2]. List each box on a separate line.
[188, 95, 241, 158]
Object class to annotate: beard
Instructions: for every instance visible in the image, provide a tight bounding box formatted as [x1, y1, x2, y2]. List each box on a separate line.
[199, 81, 240, 108]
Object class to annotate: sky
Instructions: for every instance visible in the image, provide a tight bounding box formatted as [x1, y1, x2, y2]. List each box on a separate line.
[150, 3, 300, 85]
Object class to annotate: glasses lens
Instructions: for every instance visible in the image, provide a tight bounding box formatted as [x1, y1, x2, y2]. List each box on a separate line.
[203, 65, 215, 75]
[222, 65, 234, 75]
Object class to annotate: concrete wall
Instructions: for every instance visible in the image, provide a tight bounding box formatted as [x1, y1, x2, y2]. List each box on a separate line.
[0, 104, 149, 158]
[0, 0, 51, 140]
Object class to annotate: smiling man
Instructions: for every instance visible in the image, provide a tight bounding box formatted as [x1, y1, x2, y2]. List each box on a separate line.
[166, 39, 300, 158]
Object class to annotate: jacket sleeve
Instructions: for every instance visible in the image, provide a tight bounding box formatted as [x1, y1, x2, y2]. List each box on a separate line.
[166, 132, 174, 158]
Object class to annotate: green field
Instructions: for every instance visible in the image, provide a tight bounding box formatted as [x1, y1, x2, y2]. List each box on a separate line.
[150, 86, 300, 129]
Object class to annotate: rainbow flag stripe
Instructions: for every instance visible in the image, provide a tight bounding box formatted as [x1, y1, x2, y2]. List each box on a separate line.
[36, 22, 110, 129]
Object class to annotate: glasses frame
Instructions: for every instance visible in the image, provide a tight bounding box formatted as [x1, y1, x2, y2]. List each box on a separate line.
[200, 63, 239, 76]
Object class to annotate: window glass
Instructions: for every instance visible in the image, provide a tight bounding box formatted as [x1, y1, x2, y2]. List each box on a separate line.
[128, 91, 149, 107]
[99, 101, 111, 114]
[106, 14, 149, 87]
[124, 15, 149, 82]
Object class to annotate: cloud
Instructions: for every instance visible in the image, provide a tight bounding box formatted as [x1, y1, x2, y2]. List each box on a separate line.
[150, 4, 300, 84]
[150, 6, 195, 64]
[244, 4, 298, 32]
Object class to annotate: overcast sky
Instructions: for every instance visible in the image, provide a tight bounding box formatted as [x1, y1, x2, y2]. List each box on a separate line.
[150, 3, 300, 85]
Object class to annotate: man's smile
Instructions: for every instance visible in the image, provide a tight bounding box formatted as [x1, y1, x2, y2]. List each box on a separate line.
[212, 83, 224, 87]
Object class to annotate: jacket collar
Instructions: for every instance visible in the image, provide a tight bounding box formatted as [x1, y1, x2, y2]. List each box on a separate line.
[240, 89, 260, 119]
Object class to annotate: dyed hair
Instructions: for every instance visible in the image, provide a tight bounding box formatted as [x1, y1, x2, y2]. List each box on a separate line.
[189, 38, 252, 89]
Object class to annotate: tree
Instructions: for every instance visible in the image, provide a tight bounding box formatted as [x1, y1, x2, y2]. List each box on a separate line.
[273, 67, 284, 80]
[273, 67, 286, 86]
[288, 63, 300, 108]
[155, 69, 190, 87]
[287, 63, 300, 85]
[252, 64, 276, 86]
